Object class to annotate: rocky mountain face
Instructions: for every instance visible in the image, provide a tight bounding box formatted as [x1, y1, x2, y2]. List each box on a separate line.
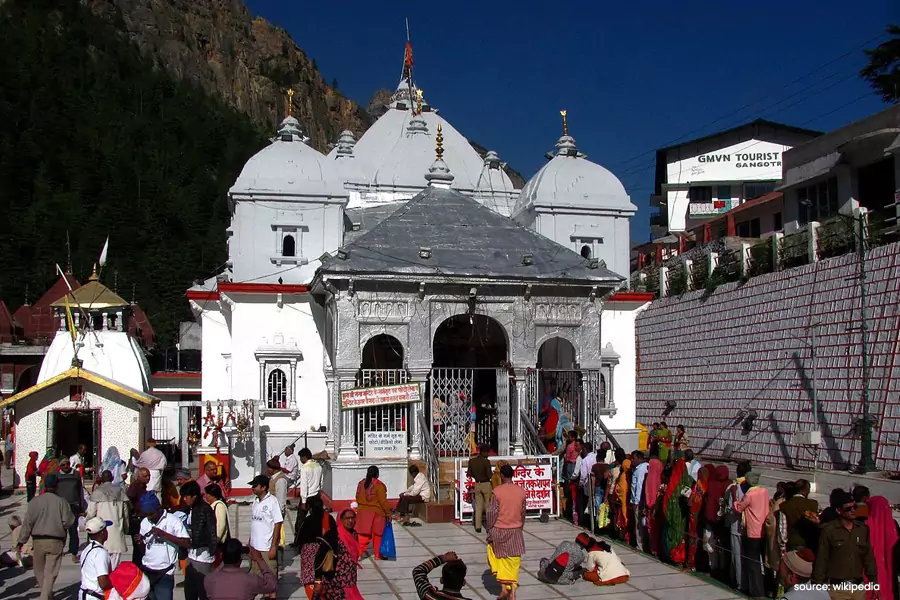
[84, 0, 371, 152]
[86, 0, 525, 185]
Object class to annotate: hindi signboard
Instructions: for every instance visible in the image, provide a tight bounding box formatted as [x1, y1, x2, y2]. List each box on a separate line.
[363, 430, 407, 458]
[455, 455, 559, 521]
[340, 383, 421, 411]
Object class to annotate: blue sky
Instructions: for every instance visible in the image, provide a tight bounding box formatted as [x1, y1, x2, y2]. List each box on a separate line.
[246, 0, 896, 243]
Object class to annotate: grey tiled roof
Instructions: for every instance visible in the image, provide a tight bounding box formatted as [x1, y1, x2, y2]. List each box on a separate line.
[343, 204, 405, 243]
[321, 186, 623, 285]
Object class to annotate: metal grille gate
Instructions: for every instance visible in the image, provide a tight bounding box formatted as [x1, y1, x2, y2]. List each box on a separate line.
[429, 368, 473, 456]
[428, 368, 511, 456]
[355, 369, 409, 457]
[523, 369, 606, 445]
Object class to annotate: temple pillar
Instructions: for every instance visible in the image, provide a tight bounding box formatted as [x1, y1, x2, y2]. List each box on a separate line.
[336, 374, 359, 461]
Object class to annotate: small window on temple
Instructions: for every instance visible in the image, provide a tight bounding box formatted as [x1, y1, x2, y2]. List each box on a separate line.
[282, 235, 296, 257]
[70, 385, 83, 402]
[580, 245, 592, 259]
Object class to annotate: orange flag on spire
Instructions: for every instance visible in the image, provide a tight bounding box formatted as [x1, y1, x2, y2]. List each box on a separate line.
[404, 41, 414, 69]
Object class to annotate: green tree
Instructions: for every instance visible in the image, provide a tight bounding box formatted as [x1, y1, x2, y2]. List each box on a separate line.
[0, 0, 267, 346]
[861, 25, 900, 103]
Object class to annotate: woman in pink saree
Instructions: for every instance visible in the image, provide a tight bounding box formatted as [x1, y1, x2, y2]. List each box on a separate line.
[865, 496, 897, 600]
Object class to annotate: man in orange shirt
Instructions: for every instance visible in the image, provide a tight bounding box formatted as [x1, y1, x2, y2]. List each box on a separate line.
[487, 465, 526, 600]
[734, 472, 770, 599]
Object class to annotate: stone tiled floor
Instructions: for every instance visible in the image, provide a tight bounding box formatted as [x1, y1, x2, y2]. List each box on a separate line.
[0, 482, 740, 600]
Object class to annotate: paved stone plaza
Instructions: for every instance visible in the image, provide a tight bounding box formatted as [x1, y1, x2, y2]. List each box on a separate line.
[0, 482, 740, 600]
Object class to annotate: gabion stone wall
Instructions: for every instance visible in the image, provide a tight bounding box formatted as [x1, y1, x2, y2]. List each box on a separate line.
[635, 242, 900, 472]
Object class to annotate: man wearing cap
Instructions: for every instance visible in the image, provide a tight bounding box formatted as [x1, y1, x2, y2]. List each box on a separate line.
[812, 490, 878, 600]
[781, 549, 829, 600]
[249, 474, 282, 595]
[467, 445, 493, 533]
[17, 472, 75, 600]
[134, 491, 189, 600]
[80, 517, 114, 600]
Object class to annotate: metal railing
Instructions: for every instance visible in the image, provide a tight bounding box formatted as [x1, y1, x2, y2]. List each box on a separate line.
[417, 410, 440, 501]
[519, 409, 547, 456]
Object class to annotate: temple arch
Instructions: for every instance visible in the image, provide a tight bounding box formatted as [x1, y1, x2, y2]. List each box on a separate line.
[430, 314, 509, 455]
[355, 334, 408, 457]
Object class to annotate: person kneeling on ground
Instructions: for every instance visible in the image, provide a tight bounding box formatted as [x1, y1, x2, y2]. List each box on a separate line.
[583, 539, 630, 586]
[395, 465, 431, 527]
[537, 533, 592, 584]
[412, 551, 472, 600]
[0, 516, 33, 568]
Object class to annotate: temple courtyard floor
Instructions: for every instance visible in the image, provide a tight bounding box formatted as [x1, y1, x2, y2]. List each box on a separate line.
[0, 483, 741, 600]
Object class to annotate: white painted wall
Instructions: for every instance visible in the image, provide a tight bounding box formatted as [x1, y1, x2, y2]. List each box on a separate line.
[227, 297, 328, 431]
[14, 384, 148, 486]
[229, 200, 345, 285]
[600, 302, 649, 451]
[532, 209, 633, 279]
[200, 308, 232, 403]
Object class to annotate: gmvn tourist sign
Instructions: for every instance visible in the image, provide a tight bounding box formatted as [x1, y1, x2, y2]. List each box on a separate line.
[340, 382, 422, 410]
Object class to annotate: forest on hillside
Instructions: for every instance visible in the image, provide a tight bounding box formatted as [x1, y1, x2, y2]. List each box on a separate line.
[0, 0, 266, 346]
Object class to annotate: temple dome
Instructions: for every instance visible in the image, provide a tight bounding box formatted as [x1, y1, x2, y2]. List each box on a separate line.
[38, 330, 152, 393]
[474, 150, 517, 217]
[334, 102, 485, 192]
[230, 116, 345, 197]
[513, 135, 636, 216]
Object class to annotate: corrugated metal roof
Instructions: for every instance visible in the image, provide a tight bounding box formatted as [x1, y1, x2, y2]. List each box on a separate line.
[320, 185, 623, 285]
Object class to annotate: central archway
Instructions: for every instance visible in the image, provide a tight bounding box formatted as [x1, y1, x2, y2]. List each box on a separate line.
[430, 314, 509, 456]
[356, 334, 408, 457]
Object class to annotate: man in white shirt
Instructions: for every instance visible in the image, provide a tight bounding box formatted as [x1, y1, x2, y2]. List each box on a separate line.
[290, 448, 322, 548]
[395, 465, 431, 526]
[578, 442, 597, 527]
[133, 441, 167, 500]
[70, 444, 89, 478]
[279, 445, 299, 486]
[80, 517, 114, 600]
[135, 491, 189, 600]
[249, 474, 283, 598]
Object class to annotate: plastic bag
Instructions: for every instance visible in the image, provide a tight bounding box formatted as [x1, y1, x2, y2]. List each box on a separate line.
[379, 521, 396, 560]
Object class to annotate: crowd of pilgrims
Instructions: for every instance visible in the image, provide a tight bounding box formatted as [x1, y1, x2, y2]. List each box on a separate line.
[554, 424, 898, 600]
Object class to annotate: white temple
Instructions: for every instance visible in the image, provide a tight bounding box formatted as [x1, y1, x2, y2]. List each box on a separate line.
[187, 45, 646, 498]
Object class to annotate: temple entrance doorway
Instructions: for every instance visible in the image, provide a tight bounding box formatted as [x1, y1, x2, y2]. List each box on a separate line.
[429, 315, 509, 457]
[47, 408, 100, 471]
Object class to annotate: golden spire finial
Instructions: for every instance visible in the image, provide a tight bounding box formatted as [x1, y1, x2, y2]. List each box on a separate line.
[286, 88, 294, 117]
[415, 88, 423, 115]
[89, 263, 99, 282]
[560, 109, 568, 136]
[435, 123, 444, 161]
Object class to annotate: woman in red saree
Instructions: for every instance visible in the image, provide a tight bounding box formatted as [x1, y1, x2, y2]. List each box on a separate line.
[355, 466, 391, 559]
[865, 496, 897, 600]
[661, 459, 692, 565]
[643, 456, 664, 556]
[686, 465, 711, 570]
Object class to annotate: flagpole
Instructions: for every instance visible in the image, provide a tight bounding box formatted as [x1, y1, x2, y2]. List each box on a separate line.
[405, 19, 415, 115]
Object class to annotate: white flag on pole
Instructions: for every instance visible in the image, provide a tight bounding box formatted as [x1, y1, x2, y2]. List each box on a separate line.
[99, 236, 109, 267]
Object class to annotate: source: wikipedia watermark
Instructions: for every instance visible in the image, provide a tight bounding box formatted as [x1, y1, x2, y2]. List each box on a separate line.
[795, 583, 880, 592]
